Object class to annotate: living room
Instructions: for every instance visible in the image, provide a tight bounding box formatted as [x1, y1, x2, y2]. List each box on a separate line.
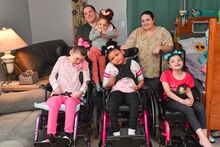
[1, 0, 220, 147]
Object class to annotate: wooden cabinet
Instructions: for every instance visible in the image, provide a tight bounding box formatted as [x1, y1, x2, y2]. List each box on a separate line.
[205, 18, 220, 130]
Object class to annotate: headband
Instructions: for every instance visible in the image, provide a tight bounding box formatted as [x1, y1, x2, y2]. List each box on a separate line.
[164, 50, 182, 60]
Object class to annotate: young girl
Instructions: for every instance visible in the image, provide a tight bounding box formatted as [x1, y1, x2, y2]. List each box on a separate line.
[102, 41, 144, 136]
[43, 38, 90, 144]
[89, 8, 118, 91]
[160, 50, 212, 147]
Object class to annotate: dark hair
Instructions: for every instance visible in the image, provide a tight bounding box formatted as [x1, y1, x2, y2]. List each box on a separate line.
[72, 46, 88, 57]
[102, 40, 120, 58]
[83, 5, 96, 13]
[140, 10, 155, 20]
[98, 8, 114, 24]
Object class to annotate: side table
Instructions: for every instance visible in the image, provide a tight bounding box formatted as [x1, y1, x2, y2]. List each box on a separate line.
[0, 77, 49, 94]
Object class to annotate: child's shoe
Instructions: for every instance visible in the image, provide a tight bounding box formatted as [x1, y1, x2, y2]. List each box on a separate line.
[128, 128, 136, 135]
[95, 83, 101, 91]
[41, 134, 55, 144]
[62, 132, 73, 144]
[113, 131, 120, 136]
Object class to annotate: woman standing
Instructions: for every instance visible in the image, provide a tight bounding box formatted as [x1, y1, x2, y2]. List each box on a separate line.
[121, 10, 173, 92]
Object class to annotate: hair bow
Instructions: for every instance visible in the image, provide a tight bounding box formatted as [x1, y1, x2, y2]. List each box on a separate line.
[173, 50, 182, 55]
[77, 38, 90, 48]
[107, 45, 115, 50]
[164, 53, 172, 60]
[101, 9, 110, 16]
[164, 50, 183, 60]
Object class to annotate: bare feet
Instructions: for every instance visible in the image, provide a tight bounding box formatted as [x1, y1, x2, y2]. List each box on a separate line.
[199, 138, 213, 147]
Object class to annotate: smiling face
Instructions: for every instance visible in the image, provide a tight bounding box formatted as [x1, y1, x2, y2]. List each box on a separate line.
[83, 6, 97, 24]
[141, 14, 155, 30]
[168, 55, 183, 70]
[97, 18, 109, 31]
[108, 49, 125, 65]
[69, 50, 85, 65]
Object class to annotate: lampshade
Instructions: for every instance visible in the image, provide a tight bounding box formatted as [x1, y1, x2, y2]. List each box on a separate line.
[0, 28, 28, 83]
[0, 28, 27, 53]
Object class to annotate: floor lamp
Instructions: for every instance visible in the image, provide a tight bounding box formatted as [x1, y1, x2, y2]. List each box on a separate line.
[0, 28, 27, 84]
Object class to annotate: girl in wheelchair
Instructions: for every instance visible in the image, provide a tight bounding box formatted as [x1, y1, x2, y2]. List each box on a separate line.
[41, 38, 90, 144]
[160, 50, 212, 147]
[102, 41, 144, 136]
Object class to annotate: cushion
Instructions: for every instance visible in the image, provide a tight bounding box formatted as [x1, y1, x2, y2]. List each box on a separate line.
[178, 37, 206, 54]
[0, 89, 45, 114]
[34, 101, 81, 112]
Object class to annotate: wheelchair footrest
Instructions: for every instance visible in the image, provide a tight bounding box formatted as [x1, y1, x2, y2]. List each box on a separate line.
[106, 135, 147, 147]
[34, 137, 71, 147]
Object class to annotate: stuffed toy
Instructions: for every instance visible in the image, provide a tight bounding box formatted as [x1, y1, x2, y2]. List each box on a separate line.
[194, 42, 206, 53]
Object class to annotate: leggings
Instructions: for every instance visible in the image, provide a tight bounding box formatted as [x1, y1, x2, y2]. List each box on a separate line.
[165, 99, 207, 131]
[108, 91, 139, 132]
[88, 46, 105, 84]
[46, 95, 80, 135]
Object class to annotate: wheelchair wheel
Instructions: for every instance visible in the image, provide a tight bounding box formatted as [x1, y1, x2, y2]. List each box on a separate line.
[146, 89, 160, 140]
[93, 105, 99, 138]
[34, 114, 47, 142]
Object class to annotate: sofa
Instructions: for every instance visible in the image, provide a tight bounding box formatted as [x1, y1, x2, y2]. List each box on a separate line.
[0, 40, 70, 147]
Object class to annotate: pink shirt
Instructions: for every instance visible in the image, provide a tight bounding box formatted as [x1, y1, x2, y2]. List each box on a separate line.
[49, 56, 90, 95]
[160, 70, 194, 99]
[103, 60, 143, 93]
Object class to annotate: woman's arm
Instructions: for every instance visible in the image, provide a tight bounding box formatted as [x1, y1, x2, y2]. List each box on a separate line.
[89, 27, 101, 41]
[102, 29, 119, 39]
[80, 61, 90, 95]
[121, 29, 138, 49]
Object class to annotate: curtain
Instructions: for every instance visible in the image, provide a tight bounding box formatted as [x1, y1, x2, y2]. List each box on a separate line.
[127, 0, 220, 35]
[72, 0, 87, 37]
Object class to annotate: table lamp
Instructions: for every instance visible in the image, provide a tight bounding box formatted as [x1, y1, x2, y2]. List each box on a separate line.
[0, 28, 27, 84]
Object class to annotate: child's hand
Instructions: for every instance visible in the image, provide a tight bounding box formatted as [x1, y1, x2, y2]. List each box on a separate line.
[97, 26, 102, 33]
[71, 91, 83, 98]
[53, 87, 62, 95]
[108, 74, 116, 85]
[131, 84, 140, 91]
[102, 29, 107, 35]
[188, 97, 194, 105]
[183, 98, 193, 106]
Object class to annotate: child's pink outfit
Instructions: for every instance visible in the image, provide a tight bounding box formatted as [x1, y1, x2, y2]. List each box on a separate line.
[47, 56, 90, 135]
[89, 24, 118, 89]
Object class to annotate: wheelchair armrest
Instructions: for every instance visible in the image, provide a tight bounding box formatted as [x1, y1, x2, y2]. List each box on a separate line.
[192, 79, 205, 102]
[40, 83, 52, 92]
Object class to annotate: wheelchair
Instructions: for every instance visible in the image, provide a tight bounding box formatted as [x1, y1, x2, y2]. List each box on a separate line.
[33, 78, 94, 147]
[98, 47, 153, 147]
[148, 50, 204, 147]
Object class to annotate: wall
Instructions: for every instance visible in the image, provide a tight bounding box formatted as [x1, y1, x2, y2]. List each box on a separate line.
[88, 0, 127, 45]
[0, 0, 32, 80]
[28, 0, 74, 46]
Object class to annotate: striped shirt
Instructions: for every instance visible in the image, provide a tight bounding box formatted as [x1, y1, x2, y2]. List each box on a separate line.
[103, 60, 143, 93]
[49, 56, 90, 95]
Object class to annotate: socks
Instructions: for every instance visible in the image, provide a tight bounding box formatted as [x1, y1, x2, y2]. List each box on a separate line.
[113, 131, 120, 136]
[128, 128, 136, 135]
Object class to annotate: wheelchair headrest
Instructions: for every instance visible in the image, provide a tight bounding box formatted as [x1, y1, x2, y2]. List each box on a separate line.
[124, 47, 139, 57]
